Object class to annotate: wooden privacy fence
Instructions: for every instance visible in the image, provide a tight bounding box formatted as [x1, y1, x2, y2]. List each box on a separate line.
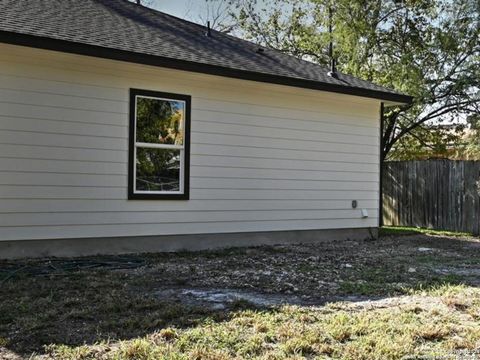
[382, 160, 480, 235]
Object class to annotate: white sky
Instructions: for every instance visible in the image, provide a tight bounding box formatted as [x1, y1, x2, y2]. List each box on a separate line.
[150, 0, 201, 20]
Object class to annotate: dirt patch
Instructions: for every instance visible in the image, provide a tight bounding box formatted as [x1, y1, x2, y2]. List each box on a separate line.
[154, 287, 308, 309]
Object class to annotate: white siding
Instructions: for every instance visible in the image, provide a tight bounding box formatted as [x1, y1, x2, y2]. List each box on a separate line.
[0, 43, 381, 241]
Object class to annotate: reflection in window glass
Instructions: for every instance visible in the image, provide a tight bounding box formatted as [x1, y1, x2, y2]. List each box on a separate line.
[136, 97, 184, 145]
[136, 148, 181, 192]
[130, 90, 189, 197]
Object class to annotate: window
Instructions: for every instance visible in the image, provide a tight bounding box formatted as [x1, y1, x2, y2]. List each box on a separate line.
[128, 89, 191, 199]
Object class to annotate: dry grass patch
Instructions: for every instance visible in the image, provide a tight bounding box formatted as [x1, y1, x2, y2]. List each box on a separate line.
[33, 285, 480, 360]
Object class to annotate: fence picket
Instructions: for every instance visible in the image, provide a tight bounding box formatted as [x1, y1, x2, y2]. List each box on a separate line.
[382, 160, 480, 235]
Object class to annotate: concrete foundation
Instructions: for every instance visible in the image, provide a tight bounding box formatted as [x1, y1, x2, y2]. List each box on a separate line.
[0, 227, 378, 259]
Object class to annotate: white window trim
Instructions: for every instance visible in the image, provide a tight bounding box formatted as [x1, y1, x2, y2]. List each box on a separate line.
[133, 95, 186, 195]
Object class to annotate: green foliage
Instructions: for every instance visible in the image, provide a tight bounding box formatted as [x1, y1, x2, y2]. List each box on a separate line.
[388, 123, 467, 160]
[461, 114, 480, 160]
[136, 97, 183, 145]
[227, 0, 480, 160]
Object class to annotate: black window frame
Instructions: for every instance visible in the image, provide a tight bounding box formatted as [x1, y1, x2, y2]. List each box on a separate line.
[128, 88, 191, 200]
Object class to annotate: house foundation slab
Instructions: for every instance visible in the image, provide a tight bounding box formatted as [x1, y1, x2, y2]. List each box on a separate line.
[0, 228, 378, 259]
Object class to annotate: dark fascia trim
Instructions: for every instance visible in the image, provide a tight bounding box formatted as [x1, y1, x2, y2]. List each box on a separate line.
[128, 88, 191, 200]
[0, 31, 413, 104]
[378, 102, 385, 227]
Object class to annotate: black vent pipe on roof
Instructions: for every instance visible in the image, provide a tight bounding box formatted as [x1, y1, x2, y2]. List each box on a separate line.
[205, 21, 212, 37]
[328, 58, 338, 78]
[327, 5, 337, 78]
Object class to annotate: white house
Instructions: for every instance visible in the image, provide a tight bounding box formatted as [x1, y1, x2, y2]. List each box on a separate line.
[0, 0, 412, 258]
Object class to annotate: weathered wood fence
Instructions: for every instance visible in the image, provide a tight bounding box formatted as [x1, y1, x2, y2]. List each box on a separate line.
[382, 160, 480, 235]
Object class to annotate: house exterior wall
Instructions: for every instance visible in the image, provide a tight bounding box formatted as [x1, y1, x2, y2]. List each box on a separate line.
[0, 43, 381, 245]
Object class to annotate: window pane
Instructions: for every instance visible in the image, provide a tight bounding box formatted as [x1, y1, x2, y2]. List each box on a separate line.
[136, 96, 184, 145]
[136, 148, 181, 192]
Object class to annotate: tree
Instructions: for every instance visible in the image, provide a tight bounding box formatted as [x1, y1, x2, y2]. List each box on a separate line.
[135, 98, 183, 192]
[388, 123, 467, 160]
[226, 0, 480, 160]
[461, 114, 480, 160]
[186, 0, 236, 32]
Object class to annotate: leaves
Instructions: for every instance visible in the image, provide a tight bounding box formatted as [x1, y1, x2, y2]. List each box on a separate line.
[226, 0, 480, 160]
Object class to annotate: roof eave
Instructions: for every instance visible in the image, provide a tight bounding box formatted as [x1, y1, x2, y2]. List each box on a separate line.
[0, 30, 413, 105]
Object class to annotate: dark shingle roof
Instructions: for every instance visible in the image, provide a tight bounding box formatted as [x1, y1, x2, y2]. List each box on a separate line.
[0, 0, 412, 103]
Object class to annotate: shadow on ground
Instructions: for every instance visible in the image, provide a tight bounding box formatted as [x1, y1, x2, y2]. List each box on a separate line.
[1, 232, 479, 358]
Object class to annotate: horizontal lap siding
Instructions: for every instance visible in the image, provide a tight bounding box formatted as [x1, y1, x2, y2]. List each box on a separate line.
[0, 44, 380, 241]
[0, 219, 378, 241]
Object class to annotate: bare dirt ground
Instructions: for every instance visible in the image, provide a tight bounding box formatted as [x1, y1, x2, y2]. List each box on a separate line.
[1, 229, 480, 359]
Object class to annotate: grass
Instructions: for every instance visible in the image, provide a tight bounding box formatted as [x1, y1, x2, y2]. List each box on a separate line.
[380, 226, 473, 238]
[1, 232, 480, 359]
[41, 285, 480, 360]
